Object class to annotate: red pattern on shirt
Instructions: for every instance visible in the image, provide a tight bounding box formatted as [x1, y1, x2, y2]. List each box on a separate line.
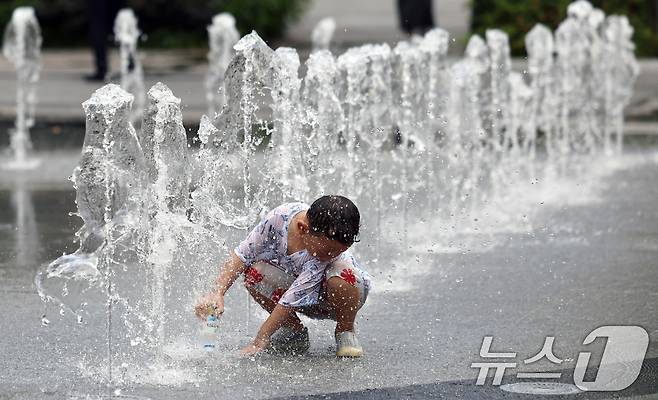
[340, 268, 357, 285]
[244, 267, 263, 286]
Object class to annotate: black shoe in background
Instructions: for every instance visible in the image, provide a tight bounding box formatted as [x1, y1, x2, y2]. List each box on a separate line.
[84, 72, 106, 82]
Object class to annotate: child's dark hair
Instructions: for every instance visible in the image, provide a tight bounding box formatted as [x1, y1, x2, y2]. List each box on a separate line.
[307, 195, 360, 246]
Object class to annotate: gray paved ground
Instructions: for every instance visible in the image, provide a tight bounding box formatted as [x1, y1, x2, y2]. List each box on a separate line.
[0, 142, 657, 399]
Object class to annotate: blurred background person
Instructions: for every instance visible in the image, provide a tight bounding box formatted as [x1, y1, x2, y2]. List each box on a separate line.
[397, 0, 435, 35]
[86, 0, 123, 81]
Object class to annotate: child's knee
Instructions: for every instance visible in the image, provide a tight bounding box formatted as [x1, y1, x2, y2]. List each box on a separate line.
[326, 276, 360, 305]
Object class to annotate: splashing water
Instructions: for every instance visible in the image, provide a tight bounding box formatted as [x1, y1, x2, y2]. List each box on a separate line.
[1, 6, 42, 170]
[270, 47, 309, 201]
[195, 31, 278, 230]
[140, 82, 192, 357]
[601, 16, 640, 155]
[337, 43, 392, 200]
[302, 49, 345, 196]
[35, 0, 640, 390]
[526, 24, 560, 161]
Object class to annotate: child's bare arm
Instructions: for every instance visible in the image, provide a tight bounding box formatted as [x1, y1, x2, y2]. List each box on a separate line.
[240, 304, 294, 355]
[214, 251, 247, 296]
[194, 251, 246, 320]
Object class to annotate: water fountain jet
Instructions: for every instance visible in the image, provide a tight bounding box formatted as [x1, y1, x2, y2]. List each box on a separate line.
[311, 18, 336, 52]
[1, 6, 42, 170]
[114, 9, 144, 123]
[206, 13, 240, 117]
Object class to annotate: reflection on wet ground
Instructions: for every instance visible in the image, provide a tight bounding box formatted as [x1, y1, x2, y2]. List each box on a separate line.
[0, 188, 78, 280]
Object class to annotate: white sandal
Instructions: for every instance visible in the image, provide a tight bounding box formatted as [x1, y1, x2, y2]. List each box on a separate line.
[335, 331, 363, 357]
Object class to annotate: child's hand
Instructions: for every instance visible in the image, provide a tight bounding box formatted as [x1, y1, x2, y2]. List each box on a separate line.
[194, 292, 224, 321]
[239, 338, 268, 357]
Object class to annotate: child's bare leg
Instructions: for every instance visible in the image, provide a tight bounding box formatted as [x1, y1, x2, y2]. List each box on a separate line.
[325, 276, 360, 334]
[245, 285, 304, 331]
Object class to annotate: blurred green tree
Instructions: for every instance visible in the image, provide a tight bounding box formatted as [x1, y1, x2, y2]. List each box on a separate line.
[0, 0, 309, 48]
[470, 0, 658, 57]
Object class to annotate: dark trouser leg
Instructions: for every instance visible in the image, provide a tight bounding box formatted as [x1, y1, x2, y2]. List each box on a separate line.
[88, 0, 108, 77]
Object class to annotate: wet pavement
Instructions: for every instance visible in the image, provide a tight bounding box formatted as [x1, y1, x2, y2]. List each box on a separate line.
[1, 145, 658, 399]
